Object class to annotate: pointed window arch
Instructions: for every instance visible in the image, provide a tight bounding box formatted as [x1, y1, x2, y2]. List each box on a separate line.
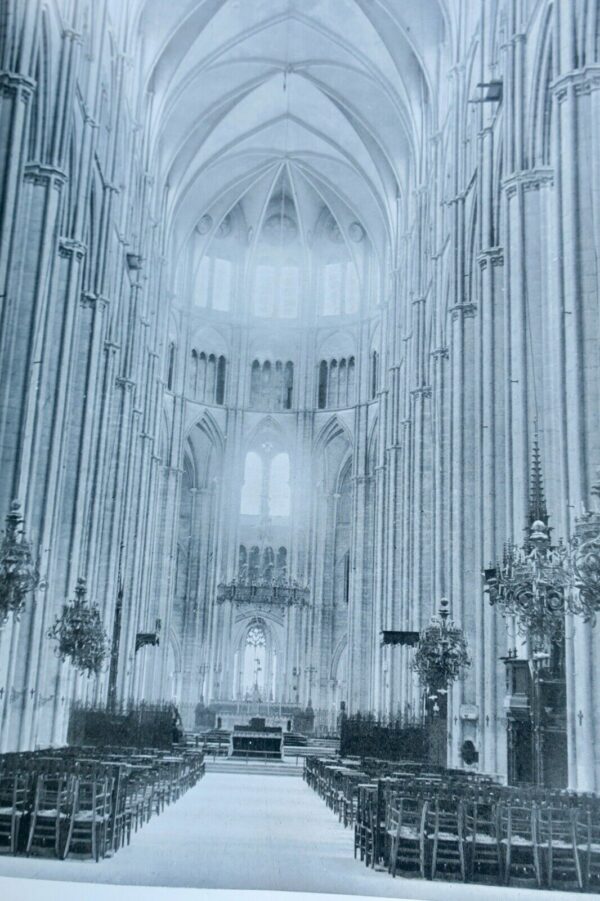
[323, 263, 343, 315]
[345, 264, 360, 314]
[167, 342, 176, 391]
[190, 349, 199, 397]
[269, 452, 290, 517]
[318, 360, 328, 409]
[371, 350, 379, 400]
[213, 258, 232, 311]
[241, 451, 263, 515]
[196, 255, 211, 307]
[216, 355, 226, 405]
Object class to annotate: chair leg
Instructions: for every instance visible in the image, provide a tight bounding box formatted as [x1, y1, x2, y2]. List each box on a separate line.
[54, 817, 62, 859]
[533, 843, 542, 887]
[504, 844, 511, 885]
[574, 847, 583, 891]
[431, 835, 438, 880]
[62, 815, 75, 860]
[25, 815, 36, 855]
[389, 834, 398, 877]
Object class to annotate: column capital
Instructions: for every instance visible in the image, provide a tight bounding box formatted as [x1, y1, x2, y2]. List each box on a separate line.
[23, 162, 67, 186]
[115, 376, 135, 391]
[58, 238, 86, 260]
[503, 168, 554, 197]
[0, 71, 36, 95]
[450, 302, 477, 321]
[80, 290, 109, 310]
[552, 65, 600, 101]
[410, 385, 432, 400]
[478, 247, 504, 268]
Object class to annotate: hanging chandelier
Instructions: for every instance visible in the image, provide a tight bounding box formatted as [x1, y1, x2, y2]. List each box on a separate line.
[568, 474, 600, 623]
[411, 598, 471, 692]
[48, 578, 109, 677]
[0, 501, 39, 626]
[484, 438, 575, 648]
[217, 572, 309, 608]
[217, 510, 310, 608]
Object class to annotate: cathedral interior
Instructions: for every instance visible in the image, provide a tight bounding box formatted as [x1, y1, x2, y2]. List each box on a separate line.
[1, 0, 600, 896]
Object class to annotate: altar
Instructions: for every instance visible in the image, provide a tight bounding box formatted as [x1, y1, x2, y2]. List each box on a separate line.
[229, 717, 283, 760]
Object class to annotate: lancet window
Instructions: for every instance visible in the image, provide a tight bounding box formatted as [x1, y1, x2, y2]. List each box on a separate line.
[317, 356, 356, 409]
[370, 350, 379, 400]
[250, 359, 294, 410]
[195, 255, 233, 312]
[189, 351, 226, 404]
[239, 545, 288, 581]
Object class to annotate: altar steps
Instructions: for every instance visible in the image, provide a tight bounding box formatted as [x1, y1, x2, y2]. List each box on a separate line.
[205, 759, 303, 777]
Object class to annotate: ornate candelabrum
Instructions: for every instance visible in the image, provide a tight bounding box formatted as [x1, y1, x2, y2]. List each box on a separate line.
[0, 501, 39, 626]
[484, 521, 572, 650]
[412, 598, 470, 767]
[568, 474, 600, 623]
[47, 578, 109, 677]
[484, 438, 575, 650]
[412, 598, 471, 694]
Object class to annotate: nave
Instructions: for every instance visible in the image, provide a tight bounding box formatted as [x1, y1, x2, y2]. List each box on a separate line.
[0, 772, 587, 900]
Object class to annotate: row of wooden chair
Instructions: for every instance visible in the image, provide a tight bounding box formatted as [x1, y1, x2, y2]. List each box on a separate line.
[381, 784, 597, 891]
[0, 746, 205, 860]
[304, 755, 600, 892]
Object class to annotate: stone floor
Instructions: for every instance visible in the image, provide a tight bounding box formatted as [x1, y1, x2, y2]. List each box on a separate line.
[0, 773, 594, 900]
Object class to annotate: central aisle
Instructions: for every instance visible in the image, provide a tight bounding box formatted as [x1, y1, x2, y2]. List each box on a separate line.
[0, 773, 585, 899]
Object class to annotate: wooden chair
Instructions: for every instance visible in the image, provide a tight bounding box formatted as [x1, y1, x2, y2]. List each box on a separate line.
[26, 770, 75, 857]
[62, 767, 114, 860]
[576, 797, 600, 891]
[354, 783, 376, 863]
[463, 791, 502, 882]
[386, 791, 428, 879]
[536, 799, 582, 890]
[106, 767, 129, 853]
[0, 768, 31, 853]
[425, 791, 466, 881]
[498, 796, 542, 886]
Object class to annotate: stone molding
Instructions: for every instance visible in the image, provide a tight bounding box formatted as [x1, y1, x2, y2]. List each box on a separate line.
[430, 346, 449, 360]
[552, 66, 600, 101]
[410, 385, 432, 400]
[23, 162, 67, 186]
[115, 376, 135, 391]
[503, 168, 554, 198]
[0, 71, 35, 96]
[80, 291, 109, 310]
[450, 302, 477, 320]
[478, 247, 504, 268]
[58, 238, 86, 260]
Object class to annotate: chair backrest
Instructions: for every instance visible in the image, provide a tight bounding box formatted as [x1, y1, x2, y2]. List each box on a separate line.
[74, 769, 114, 820]
[34, 770, 75, 815]
[0, 770, 31, 811]
[537, 801, 577, 847]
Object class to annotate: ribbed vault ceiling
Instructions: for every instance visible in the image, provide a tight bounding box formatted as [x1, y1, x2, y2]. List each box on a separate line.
[134, 0, 451, 256]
